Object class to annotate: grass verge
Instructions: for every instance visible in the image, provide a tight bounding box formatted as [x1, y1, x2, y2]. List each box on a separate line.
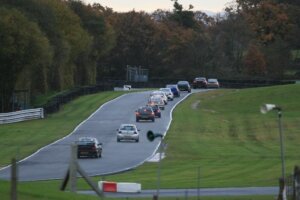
[0, 84, 299, 199]
[100, 84, 300, 189]
[0, 91, 127, 168]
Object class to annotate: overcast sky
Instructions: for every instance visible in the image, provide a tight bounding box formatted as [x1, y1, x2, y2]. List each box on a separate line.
[82, 0, 233, 13]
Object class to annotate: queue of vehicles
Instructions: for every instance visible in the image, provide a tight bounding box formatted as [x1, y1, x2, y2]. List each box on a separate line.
[75, 77, 218, 158]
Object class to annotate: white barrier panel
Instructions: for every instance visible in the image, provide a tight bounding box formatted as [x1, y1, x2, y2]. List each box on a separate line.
[113, 85, 132, 91]
[0, 108, 44, 125]
[117, 182, 141, 193]
[123, 85, 131, 90]
[98, 181, 141, 193]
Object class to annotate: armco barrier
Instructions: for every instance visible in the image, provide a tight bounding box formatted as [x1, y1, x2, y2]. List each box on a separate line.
[0, 108, 44, 124]
[98, 181, 141, 193]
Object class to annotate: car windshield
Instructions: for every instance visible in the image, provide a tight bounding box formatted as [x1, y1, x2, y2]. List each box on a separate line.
[151, 91, 163, 95]
[151, 97, 162, 101]
[166, 85, 176, 88]
[77, 137, 95, 145]
[121, 125, 135, 131]
[208, 79, 217, 82]
[139, 107, 152, 112]
[178, 81, 188, 84]
[160, 88, 171, 92]
[195, 77, 206, 81]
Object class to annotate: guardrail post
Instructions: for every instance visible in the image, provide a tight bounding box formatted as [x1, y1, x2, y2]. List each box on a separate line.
[70, 143, 77, 193]
[294, 166, 300, 200]
[40, 108, 44, 119]
[278, 178, 287, 200]
[11, 158, 17, 200]
[77, 164, 103, 198]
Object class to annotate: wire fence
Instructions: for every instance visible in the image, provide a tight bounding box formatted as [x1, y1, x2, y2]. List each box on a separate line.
[42, 84, 113, 115]
[286, 166, 300, 200]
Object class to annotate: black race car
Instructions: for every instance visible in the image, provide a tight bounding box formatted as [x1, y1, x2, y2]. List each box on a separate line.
[76, 137, 102, 158]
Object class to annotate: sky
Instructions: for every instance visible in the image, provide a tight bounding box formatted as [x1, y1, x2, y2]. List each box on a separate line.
[82, 0, 233, 13]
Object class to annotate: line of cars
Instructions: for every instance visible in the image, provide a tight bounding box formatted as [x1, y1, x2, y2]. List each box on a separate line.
[117, 83, 189, 144]
[117, 88, 178, 145]
[75, 81, 193, 158]
[134, 88, 174, 123]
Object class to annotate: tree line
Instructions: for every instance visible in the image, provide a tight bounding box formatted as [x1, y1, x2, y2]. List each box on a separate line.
[0, 0, 299, 112]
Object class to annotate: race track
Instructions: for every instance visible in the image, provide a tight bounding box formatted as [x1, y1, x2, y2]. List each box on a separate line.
[0, 90, 196, 181]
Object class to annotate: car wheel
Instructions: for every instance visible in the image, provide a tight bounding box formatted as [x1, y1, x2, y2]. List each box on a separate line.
[159, 114, 161, 118]
[117, 139, 120, 142]
[136, 118, 139, 122]
[99, 152, 102, 158]
[77, 154, 80, 159]
[152, 118, 155, 122]
[136, 139, 139, 142]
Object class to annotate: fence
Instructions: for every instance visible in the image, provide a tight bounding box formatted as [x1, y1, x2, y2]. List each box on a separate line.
[13, 79, 297, 116]
[295, 166, 300, 200]
[0, 108, 44, 125]
[286, 166, 300, 200]
[43, 85, 113, 115]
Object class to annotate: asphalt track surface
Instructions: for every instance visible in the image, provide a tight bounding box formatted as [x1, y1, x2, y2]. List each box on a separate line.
[0, 89, 279, 197]
[80, 187, 278, 197]
[0, 90, 193, 181]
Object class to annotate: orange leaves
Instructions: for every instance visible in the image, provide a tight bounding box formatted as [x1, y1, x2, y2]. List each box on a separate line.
[243, 43, 267, 75]
[239, 0, 291, 44]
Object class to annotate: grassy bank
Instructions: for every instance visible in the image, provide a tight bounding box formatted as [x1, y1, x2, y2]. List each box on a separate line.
[0, 178, 274, 199]
[0, 84, 299, 199]
[0, 91, 127, 168]
[102, 84, 300, 189]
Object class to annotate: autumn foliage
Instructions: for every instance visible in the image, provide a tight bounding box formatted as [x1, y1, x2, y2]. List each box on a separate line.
[244, 44, 267, 75]
[0, 0, 299, 111]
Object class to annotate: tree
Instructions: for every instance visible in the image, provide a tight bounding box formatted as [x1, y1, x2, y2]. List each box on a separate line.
[103, 11, 157, 79]
[10, 0, 93, 89]
[0, 7, 52, 112]
[169, 0, 197, 29]
[67, 1, 117, 82]
[207, 9, 252, 78]
[237, 0, 291, 44]
[243, 43, 267, 75]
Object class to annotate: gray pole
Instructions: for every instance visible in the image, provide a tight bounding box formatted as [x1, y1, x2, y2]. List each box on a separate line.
[70, 143, 77, 193]
[12, 92, 15, 112]
[278, 110, 286, 180]
[278, 109, 287, 200]
[126, 65, 129, 82]
[11, 158, 17, 200]
[197, 167, 200, 200]
[156, 139, 162, 198]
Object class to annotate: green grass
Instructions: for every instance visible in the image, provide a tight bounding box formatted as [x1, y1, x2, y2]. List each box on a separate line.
[1, 84, 300, 199]
[31, 90, 66, 107]
[0, 91, 127, 167]
[0, 178, 275, 200]
[101, 84, 300, 189]
[0, 179, 101, 200]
